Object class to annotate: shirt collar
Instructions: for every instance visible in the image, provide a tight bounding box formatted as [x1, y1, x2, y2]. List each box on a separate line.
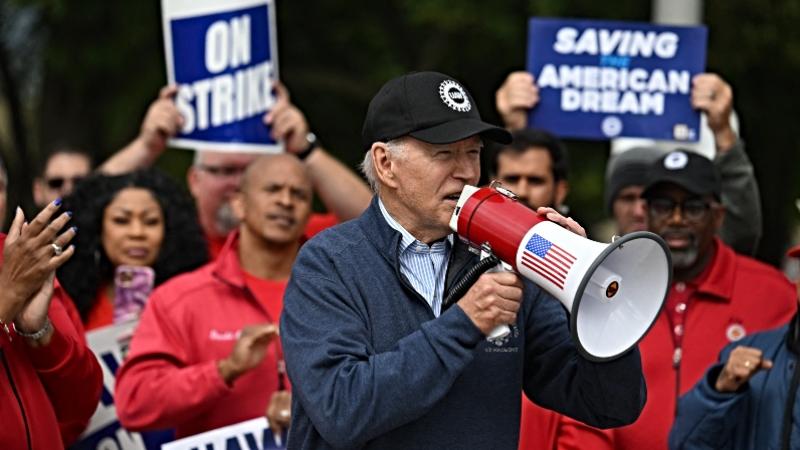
[689, 238, 735, 301]
[378, 198, 453, 252]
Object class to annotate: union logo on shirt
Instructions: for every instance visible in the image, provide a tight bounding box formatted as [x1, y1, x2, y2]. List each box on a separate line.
[725, 322, 747, 342]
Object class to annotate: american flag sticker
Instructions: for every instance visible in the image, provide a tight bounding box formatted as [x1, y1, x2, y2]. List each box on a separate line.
[520, 234, 576, 290]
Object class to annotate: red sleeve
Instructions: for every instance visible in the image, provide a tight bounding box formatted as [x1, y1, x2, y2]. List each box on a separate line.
[54, 280, 87, 344]
[556, 416, 615, 450]
[303, 213, 338, 240]
[518, 400, 559, 450]
[518, 400, 615, 450]
[114, 288, 232, 431]
[28, 285, 103, 446]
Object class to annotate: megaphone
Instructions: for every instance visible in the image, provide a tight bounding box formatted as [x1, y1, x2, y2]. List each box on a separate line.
[449, 184, 671, 361]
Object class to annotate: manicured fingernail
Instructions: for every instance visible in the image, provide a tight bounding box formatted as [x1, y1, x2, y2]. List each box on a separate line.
[53, 198, 62, 206]
[66, 211, 73, 218]
[71, 226, 78, 233]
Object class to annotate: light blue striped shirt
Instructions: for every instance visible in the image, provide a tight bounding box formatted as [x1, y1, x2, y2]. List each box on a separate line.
[379, 199, 452, 317]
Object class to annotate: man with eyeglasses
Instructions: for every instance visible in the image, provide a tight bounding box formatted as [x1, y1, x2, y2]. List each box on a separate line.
[32, 147, 92, 208]
[563, 149, 797, 450]
[602, 73, 762, 257]
[101, 83, 371, 257]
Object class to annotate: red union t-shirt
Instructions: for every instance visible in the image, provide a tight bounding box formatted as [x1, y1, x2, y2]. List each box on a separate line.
[242, 272, 287, 324]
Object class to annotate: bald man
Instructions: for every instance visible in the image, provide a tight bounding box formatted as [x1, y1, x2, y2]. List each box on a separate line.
[115, 154, 310, 441]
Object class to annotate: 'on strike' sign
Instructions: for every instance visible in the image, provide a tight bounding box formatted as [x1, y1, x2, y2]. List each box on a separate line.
[161, 0, 281, 153]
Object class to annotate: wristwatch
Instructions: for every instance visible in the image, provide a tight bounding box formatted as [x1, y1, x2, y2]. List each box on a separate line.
[296, 132, 320, 161]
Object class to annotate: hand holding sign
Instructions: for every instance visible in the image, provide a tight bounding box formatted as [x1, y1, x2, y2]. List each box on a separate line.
[264, 82, 311, 154]
[217, 324, 279, 385]
[495, 71, 539, 130]
[138, 85, 184, 158]
[163, 0, 280, 152]
[265, 390, 291, 445]
[691, 73, 736, 152]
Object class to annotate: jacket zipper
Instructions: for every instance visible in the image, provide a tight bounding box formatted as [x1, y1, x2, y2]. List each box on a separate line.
[1, 348, 33, 450]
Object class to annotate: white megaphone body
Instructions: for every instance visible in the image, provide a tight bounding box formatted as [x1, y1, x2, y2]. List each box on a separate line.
[449, 184, 672, 361]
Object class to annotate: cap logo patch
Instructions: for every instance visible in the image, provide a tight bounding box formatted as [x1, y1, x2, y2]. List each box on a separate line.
[664, 151, 689, 170]
[439, 80, 471, 112]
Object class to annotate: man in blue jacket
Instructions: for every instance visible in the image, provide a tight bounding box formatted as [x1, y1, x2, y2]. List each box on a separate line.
[280, 71, 647, 449]
[669, 244, 800, 450]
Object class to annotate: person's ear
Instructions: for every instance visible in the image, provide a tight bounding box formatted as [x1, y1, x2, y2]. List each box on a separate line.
[230, 191, 245, 221]
[32, 178, 45, 206]
[554, 179, 569, 208]
[711, 201, 726, 232]
[187, 166, 201, 199]
[372, 143, 400, 190]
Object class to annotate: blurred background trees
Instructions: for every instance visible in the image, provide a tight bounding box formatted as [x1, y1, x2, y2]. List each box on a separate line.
[0, 0, 797, 265]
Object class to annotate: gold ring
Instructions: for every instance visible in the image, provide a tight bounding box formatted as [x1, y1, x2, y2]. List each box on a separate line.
[279, 410, 290, 418]
[51, 243, 63, 256]
[744, 360, 752, 369]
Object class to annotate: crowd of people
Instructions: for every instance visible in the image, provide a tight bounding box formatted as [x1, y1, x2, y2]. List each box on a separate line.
[0, 63, 797, 450]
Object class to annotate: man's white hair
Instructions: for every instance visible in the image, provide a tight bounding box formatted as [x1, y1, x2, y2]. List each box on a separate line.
[360, 138, 407, 193]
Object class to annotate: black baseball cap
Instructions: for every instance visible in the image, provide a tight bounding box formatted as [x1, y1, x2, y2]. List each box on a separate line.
[641, 149, 721, 200]
[361, 71, 511, 149]
[604, 147, 664, 214]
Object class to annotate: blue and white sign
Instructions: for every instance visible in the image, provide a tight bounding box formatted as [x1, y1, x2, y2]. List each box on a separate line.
[161, 418, 284, 450]
[526, 18, 707, 141]
[162, 0, 281, 153]
[70, 322, 173, 450]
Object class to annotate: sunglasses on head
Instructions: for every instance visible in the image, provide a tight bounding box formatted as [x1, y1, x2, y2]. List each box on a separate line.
[45, 176, 84, 190]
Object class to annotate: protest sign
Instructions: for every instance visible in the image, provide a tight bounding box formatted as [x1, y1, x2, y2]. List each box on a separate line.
[161, 0, 280, 153]
[526, 18, 707, 141]
[70, 321, 172, 450]
[161, 417, 284, 450]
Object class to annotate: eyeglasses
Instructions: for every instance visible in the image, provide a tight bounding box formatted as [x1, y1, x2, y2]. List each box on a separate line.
[648, 197, 714, 222]
[45, 176, 84, 190]
[196, 164, 248, 178]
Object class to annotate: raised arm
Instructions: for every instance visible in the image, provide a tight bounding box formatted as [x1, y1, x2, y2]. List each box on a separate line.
[99, 85, 183, 175]
[264, 83, 371, 221]
[495, 71, 540, 130]
[692, 73, 762, 255]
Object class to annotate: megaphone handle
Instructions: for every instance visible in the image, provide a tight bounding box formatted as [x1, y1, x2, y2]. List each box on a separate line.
[485, 261, 511, 340]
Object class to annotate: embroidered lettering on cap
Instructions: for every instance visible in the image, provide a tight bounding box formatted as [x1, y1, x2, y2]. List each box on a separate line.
[439, 80, 472, 112]
[664, 151, 689, 170]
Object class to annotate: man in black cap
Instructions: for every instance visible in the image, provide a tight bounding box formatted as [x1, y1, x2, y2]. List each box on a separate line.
[280, 71, 646, 450]
[565, 149, 796, 449]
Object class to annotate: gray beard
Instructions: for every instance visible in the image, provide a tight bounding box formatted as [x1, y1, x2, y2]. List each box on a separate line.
[671, 247, 699, 269]
[215, 203, 240, 235]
